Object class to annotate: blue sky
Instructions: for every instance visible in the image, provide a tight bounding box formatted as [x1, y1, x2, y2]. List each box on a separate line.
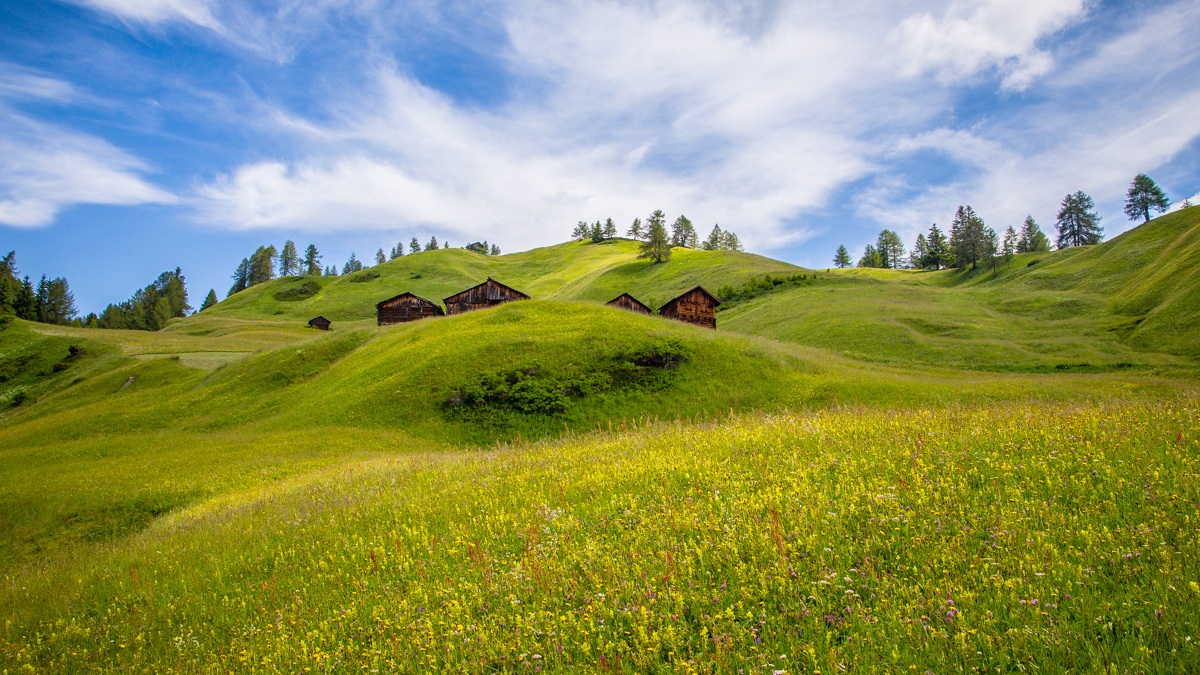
[2, 0, 1198, 315]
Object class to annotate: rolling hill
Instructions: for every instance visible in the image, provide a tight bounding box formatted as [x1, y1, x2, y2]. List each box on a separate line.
[1, 209, 1199, 672]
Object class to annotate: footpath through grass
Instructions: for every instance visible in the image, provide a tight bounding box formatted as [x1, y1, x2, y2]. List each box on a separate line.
[3, 393, 1198, 672]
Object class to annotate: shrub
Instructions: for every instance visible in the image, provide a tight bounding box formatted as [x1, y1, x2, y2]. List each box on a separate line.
[348, 271, 381, 283]
[273, 280, 321, 301]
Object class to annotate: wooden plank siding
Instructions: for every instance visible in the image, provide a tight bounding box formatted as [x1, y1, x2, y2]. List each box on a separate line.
[307, 316, 332, 331]
[605, 293, 652, 314]
[443, 278, 530, 315]
[658, 286, 721, 329]
[375, 293, 445, 325]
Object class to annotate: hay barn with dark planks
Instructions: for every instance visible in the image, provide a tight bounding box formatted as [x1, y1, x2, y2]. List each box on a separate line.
[307, 316, 331, 331]
[658, 286, 721, 329]
[606, 292, 652, 314]
[375, 292, 445, 325]
[444, 278, 530, 315]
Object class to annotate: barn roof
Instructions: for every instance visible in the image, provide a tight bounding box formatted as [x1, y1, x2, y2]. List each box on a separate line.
[307, 315, 330, 325]
[606, 292, 652, 313]
[659, 285, 722, 311]
[443, 277, 531, 303]
[375, 292, 443, 310]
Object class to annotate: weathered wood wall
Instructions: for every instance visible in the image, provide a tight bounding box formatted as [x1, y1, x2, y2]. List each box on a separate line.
[307, 316, 331, 330]
[659, 288, 719, 329]
[445, 279, 529, 315]
[377, 294, 444, 325]
[606, 293, 651, 314]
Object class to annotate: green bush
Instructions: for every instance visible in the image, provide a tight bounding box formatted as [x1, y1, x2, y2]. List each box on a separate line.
[272, 279, 322, 301]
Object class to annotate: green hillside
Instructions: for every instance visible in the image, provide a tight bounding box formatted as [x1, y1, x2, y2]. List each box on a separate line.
[2, 211, 1200, 672]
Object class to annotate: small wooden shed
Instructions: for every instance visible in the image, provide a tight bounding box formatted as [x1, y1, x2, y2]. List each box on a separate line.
[606, 293, 652, 314]
[375, 292, 445, 325]
[658, 286, 721, 329]
[307, 315, 331, 331]
[444, 278, 530, 315]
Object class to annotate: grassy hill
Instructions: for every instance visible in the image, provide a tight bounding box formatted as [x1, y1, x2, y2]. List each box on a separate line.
[2, 211, 1200, 672]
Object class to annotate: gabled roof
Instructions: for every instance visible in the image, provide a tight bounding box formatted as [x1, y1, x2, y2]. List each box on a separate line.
[307, 315, 330, 324]
[443, 277, 531, 303]
[658, 285, 722, 311]
[606, 292, 652, 313]
[375, 292, 443, 310]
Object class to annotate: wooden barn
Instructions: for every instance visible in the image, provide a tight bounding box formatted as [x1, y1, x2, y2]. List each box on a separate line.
[375, 292, 445, 325]
[307, 316, 331, 331]
[444, 278, 530, 315]
[658, 286, 721, 329]
[605, 292, 652, 314]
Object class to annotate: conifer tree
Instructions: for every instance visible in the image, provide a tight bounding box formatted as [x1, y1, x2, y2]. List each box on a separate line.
[424, 236, 438, 251]
[573, 221, 591, 240]
[876, 230, 905, 269]
[229, 258, 251, 295]
[490, 244, 501, 255]
[590, 221, 603, 243]
[248, 245, 276, 285]
[671, 215, 697, 247]
[833, 245, 852, 268]
[950, 205, 987, 270]
[1002, 226, 1017, 266]
[924, 224, 948, 270]
[858, 245, 882, 268]
[279, 240, 299, 276]
[703, 224, 724, 250]
[602, 218, 617, 240]
[983, 227, 1001, 275]
[1017, 217, 1050, 253]
[344, 252, 363, 273]
[443, 241, 449, 249]
[35, 275, 76, 325]
[626, 217, 643, 240]
[909, 234, 928, 269]
[200, 289, 218, 311]
[1124, 173, 1170, 223]
[409, 238, 420, 254]
[14, 277, 36, 320]
[1055, 191, 1103, 248]
[390, 242, 404, 259]
[639, 212, 672, 263]
[375, 248, 386, 265]
[303, 244, 322, 275]
[721, 231, 743, 252]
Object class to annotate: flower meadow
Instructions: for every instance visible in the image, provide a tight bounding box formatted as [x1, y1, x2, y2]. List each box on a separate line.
[3, 395, 1199, 673]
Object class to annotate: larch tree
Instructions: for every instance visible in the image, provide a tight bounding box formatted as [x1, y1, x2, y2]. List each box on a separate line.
[199, 289, 219, 312]
[375, 248, 386, 265]
[279, 240, 299, 276]
[909, 234, 928, 269]
[1124, 173, 1170, 223]
[1002, 226, 1017, 266]
[602, 218, 617, 240]
[858, 244, 882, 268]
[1055, 191, 1103, 248]
[303, 244, 322, 275]
[924, 224, 948, 270]
[626, 218, 643, 240]
[409, 238, 421, 254]
[424, 236, 438, 251]
[1017, 217, 1051, 253]
[875, 229, 905, 269]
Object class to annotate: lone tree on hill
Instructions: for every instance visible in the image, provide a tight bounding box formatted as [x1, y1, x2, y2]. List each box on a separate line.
[833, 245, 852, 268]
[1017, 216, 1051, 253]
[626, 217, 643, 240]
[1124, 173, 1170, 223]
[199, 289, 218, 311]
[1055, 191, 1103, 248]
[639, 211, 672, 263]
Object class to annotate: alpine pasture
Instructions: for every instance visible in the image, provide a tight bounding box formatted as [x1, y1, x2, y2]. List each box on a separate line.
[2, 207, 1200, 673]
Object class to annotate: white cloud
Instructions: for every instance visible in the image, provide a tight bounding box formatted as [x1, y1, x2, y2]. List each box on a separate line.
[0, 111, 175, 227]
[75, 0, 222, 31]
[890, 0, 1087, 90]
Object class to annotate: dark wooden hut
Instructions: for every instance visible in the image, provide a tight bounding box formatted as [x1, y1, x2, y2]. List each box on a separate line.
[605, 293, 652, 314]
[375, 292, 445, 325]
[658, 286, 721, 329]
[443, 277, 530, 315]
[307, 315, 331, 331]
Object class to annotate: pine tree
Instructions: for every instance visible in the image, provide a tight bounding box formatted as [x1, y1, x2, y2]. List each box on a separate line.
[833, 245, 852, 268]
[703, 224, 724, 250]
[390, 242, 404, 259]
[1002, 226, 1017, 266]
[279, 240, 299, 276]
[1017, 216, 1050, 253]
[983, 227, 1000, 275]
[424, 236, 438, 251]
[1055, 191, 1103, 248]
[909, 234, 928, 269]
[924, 224, 948, 270]
[671, 215, 697, 247]
[344, 252, 363, 274]
[410, 238, 420, 254]
[248, 245, 276, 285]
[200, 289, 218, 311]
[490, 244, 501, 255]
[1124, 173, 1170, 223]
[15, 276, 37, 320]
[858, 245, 882, 268]
[639, 213, 672, 263]
[876, 230, 905, 269]
[721, 231, 743, 252]
[626, 218, 643, 240]
[602, 218, 617, 240]
[35, 275, 76, 325]
[950, 205, 986, 270]
[302, 244, 321, 275]
[573, 221, 591, 241]
[590, 221, 603, 243]
[374, 248, 385, 265]
[229, 258, 251, 295]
